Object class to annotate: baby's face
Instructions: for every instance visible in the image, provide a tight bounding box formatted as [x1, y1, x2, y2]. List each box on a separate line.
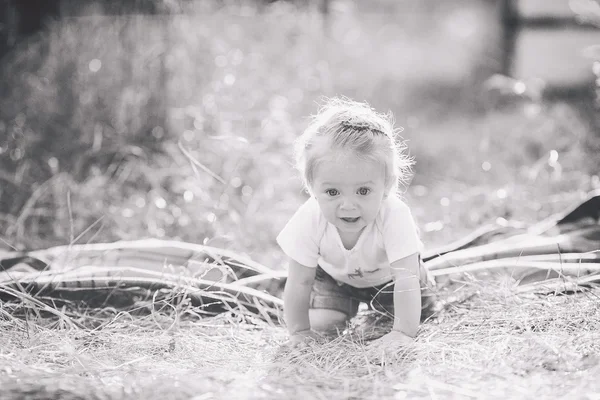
[312, 153, 387, 237]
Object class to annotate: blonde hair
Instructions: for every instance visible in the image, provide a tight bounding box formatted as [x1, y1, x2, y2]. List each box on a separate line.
[294, 97, 413, 196]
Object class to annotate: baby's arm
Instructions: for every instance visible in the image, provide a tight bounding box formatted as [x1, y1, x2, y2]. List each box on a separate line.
[390, 252, 421, 338]
[283, 259, 316, 339]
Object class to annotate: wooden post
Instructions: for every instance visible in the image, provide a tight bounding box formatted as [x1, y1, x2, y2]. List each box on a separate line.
[0, 0, 61, 59]
[0, 1, 17, 59]
[501, 0, 519, 77]
[319, 0, 330, 22]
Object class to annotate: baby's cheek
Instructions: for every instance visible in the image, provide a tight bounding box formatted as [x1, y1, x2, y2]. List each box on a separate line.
[321, 207, 338, 222]
[365, 204, 382, 221]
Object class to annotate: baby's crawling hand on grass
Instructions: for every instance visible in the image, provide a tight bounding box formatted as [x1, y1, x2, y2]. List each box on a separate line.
[370, 330, 414, 350]
[286, 329, 322, 349]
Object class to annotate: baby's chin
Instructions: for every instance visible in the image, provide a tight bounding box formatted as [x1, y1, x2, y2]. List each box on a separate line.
[334, 218, 367, 232]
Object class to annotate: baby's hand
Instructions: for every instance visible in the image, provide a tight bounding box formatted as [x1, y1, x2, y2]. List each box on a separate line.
[370, 330, 414, 350]
[287, 329, 321, 349]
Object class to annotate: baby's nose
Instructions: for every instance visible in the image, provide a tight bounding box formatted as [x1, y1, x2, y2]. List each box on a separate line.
[339, 198, 356, 210]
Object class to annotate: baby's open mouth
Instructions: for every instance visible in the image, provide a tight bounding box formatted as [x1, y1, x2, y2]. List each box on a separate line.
[340, 217, 360, 223]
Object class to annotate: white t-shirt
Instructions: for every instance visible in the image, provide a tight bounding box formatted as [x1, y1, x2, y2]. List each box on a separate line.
[277, 195, 423, 288]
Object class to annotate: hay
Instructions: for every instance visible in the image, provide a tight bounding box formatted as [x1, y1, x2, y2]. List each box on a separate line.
[2, 279, 600, 399]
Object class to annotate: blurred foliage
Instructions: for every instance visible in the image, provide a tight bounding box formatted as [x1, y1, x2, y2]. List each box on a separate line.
[0, 0, 598, 268]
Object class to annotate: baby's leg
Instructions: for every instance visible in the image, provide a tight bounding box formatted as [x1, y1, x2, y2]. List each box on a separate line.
[309, 266, 359, 335]
[368, 260, 436, 321]
[309, 309, 349, 334]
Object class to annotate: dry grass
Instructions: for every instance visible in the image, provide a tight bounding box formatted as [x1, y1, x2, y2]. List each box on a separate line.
[2, 281, 600, 399]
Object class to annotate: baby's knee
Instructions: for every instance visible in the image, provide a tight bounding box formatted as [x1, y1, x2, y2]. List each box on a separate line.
[309, 308, 350, 334]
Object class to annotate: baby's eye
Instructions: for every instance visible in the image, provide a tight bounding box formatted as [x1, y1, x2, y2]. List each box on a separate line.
[325, 189, 339, 197]
[357, 187, 371, 196]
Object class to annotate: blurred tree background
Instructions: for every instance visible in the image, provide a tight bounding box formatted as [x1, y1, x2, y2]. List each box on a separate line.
[0, 0, 598, 269]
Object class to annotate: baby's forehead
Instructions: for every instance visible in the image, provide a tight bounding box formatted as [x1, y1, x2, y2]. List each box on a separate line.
[313, 154, 385, 183]
[318, 150, 366, 164]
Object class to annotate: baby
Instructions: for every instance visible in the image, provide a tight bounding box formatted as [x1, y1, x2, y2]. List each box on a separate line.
[277, 97, 431, 347]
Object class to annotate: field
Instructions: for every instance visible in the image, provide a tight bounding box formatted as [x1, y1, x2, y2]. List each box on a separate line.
[1, 1, 600, 399]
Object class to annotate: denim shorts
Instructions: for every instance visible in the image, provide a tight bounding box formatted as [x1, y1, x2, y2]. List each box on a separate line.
[310, 262, 434, 319]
